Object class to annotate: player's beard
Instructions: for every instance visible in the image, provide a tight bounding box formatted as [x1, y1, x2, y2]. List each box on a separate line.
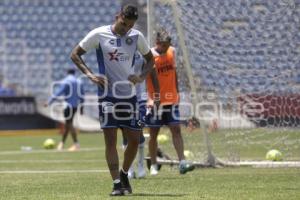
[118, 29, 127, 36]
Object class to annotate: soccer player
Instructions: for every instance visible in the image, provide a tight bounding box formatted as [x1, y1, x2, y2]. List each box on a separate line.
[70, 5, 157, 196]
[121, 51, 147, 179]
[45, 69, 84, 151]
[146, 29, 195, 175]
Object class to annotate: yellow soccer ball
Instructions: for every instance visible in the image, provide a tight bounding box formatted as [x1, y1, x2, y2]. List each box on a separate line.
[157, 134, 169, 144]
[43, 138, 56, 149]
[266, 149, 283, 161]
[184, 150, 194, 159]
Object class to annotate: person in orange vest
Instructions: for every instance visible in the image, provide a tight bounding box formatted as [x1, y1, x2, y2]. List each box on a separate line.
[146, 29, 195, 175]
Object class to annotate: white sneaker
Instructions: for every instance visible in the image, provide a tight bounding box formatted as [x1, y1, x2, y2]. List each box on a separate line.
[137, 163, 146, 178]
[150, 164, 158, 176]
[68, 143, 80, 151]
[128, 166, 135, 179]
[57, 142, 64, 151]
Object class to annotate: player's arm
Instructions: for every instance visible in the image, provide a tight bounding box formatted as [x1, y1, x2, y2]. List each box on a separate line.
[70, 29, 107, 87]
[141, 51, 160, 107]
[45, 81, 67, 106]
[127, 50, 155, 84]
[128, 31, 153, 83]
[150, 66, 160, 107]
[70, 45, 107, 87]
[140, 51, 155, 80]
[173, 47, 180, 101]
[175, 70, 180, 103]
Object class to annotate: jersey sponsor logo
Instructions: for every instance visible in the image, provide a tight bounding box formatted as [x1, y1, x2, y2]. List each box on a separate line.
[109, 39, 115, 45]
[126, 37, 133, 45]
[108, 49, 130, 62]
[157, 64, 174, 74]
[117, 38, 121, 47]
[101, 102, 114, 113]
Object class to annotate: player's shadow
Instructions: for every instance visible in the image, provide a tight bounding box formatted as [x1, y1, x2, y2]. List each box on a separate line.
[144, 176, 190, 180]
[130, 193, 186, 197]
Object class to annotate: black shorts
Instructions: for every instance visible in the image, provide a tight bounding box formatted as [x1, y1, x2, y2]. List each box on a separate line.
[145, 104, 180, 127]
[64, 107, 77, 122]
[98, 96, 141, 131]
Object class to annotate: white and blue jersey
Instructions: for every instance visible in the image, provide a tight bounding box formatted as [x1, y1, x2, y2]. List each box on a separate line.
[79, 25, 150, 98]
[79, 26, 150, 130]
[133, 51, 147, 102]
[48, 74, 84, 108]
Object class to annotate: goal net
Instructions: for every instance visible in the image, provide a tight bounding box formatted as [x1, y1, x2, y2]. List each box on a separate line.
[147, 0, 300, 167]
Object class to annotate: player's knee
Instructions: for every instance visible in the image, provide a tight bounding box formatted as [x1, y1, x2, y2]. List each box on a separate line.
[170, 125, 181, 134]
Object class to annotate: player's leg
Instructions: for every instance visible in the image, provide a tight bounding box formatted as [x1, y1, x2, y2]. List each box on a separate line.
[145, 105, 162, 175]
[57, 107, 71, 150]
[169, 124, 185, 161]
[136, 100, 146, 178]
[120, 128, 140, 194]
[117, 96, 142, 194]
[137, 133, 146, 178]
[103, 128, 119, 179]
[167, 105, 194, 174]
[99, 97, 123, 196]
[62, 121, 71, 142]
[68, 108, 80, 151]
[121, 128, 135, 179]
[148, 127, 160, 175]
[103, 128, 124, 196]
[122, 128, 140, 172]
[121, 129, 146, 179]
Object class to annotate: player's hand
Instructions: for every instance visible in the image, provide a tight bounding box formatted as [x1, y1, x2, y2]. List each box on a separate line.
[87, 73, 108, 87]
[43, 102, 49, 107]
[154, 99, 160, 109]
[128, 74, 143, 85]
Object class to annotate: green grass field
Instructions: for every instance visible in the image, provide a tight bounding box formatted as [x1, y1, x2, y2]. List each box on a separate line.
[0, 128, 300, 200]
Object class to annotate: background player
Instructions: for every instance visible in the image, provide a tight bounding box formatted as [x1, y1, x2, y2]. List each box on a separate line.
[45, 69, 84, 151]
[146, 29, 195, 175]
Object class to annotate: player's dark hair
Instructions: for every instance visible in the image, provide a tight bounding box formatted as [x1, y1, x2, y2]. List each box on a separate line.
[156, 28, 171, 43]
[67, 69, 75, 75]
[121, 4, 138, 20]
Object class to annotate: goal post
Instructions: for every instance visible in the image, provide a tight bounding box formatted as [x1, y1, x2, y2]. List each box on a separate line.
[146, 0, 300, 168]
[147, 0, 218, 167]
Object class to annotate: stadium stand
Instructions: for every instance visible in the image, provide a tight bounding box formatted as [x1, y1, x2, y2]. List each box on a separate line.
[0, 0, 122, 130]
[150, 0, 300, 126]
[0, 0, 299, 127]
[0, 0, 121, 98]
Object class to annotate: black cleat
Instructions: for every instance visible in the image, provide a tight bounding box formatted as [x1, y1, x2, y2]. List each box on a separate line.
[120, 170, 132, 194]
[110, 182, 124, 196]
[179, 163, 195, 174]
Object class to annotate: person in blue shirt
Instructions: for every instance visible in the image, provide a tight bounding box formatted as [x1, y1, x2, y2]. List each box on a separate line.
[0, 75, 16, 96]
[45, 69, 84, 151]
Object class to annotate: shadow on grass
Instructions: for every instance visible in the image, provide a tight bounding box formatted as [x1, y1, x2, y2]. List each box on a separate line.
[140, 176, 188, 180]
[130, 193, 186, 197]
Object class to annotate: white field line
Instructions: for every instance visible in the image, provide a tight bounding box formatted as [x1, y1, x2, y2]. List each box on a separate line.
[0, 159, 106, 163]
[0, 147, 104, 155]
[224, 161, 300, 168]
[0, 169, 109, 174]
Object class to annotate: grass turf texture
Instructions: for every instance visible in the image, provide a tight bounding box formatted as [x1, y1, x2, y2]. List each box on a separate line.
[0, 128, 299, 200]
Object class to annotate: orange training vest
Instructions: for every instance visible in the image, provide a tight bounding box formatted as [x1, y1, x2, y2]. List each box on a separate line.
[146, 46, 179, 105]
